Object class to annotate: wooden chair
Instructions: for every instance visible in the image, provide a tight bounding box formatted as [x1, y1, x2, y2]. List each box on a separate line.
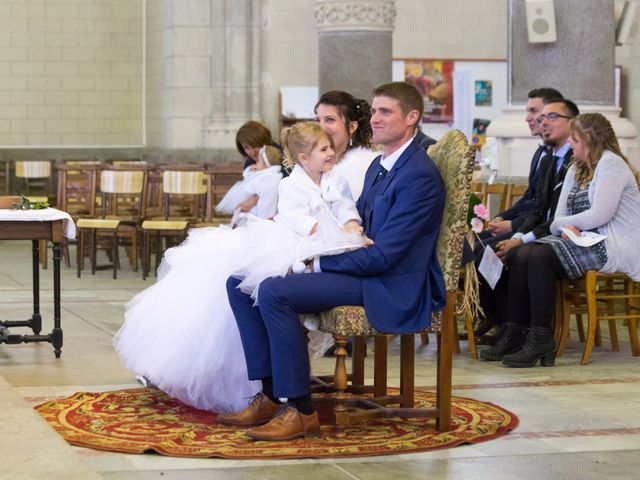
[141, 168, 209, 279]
[557, 271, 640, 364]
[56, 162, 102, 267]
[504, 183, 528, 210]
[315, 130, 475, 434]
[76, 167, 148, 279]
[15, 160, 54, 202]
[472, 181, 508, 218]
[0, 159, 10, 194]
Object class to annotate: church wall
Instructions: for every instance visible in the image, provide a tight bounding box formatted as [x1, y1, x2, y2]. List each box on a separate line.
[0, 0, 142, 158]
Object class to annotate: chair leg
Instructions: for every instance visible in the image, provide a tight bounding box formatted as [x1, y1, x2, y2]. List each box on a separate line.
[90, 229, 97, 275]
[576, 313, 585, 342]
[465, 309, 478, 359]
[142, 230, 149, 280]
[332, 335, 350, 436]
[400, 334, 415, 408]
[112, 230, 118, 279]
[373, 335, 387, 397]
[581, 271, 598, 365]
[39, 239, 48, 270]
[131, 230, 138, 273]
[77, 229, 83, 278]
[436, 291, 455, 432]
[556, 281, 571, 357]
[595, 322, 603, 346]
[351, 336, 365, 386]
[452, 317, 461, 354]
[608, 320, 619, 352]
[628, 319, 640, 356]
[420, 331, 429, 344]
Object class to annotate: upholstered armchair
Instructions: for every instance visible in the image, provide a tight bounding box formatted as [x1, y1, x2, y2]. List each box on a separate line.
[315, 129, 475, 434]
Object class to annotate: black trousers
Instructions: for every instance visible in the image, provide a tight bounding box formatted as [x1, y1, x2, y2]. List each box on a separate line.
[478, 240, 569, 328]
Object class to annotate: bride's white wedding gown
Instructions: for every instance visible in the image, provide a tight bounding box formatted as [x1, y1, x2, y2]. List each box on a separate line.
[113, 163, 365, 413]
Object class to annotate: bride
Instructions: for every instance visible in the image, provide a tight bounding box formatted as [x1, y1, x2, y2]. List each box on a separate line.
[114, 118, 374, 413]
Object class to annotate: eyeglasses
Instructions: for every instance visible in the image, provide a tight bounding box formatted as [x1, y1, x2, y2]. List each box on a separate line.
[536, 112, 573, 124]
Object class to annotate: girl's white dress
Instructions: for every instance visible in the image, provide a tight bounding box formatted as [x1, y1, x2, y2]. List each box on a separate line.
[113, 165, 363, 413]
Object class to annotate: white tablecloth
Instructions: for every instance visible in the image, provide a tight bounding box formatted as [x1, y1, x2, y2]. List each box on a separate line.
[0, 208, 76, 239]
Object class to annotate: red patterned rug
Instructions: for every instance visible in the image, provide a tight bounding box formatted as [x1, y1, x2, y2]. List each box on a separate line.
[35, 387, 518, 459]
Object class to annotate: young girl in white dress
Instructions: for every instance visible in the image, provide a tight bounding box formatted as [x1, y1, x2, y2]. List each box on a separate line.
[215, 145, 283, 221]
[113, 122, 366, 413]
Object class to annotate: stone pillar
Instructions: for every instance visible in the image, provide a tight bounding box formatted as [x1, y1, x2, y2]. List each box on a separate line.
[315, 0, 395, 102]
[486, 0, 639, 177]
[204, 0, 262, 154]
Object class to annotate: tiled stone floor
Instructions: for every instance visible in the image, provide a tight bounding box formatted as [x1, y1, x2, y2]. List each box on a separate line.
[1, 240, 639, 479]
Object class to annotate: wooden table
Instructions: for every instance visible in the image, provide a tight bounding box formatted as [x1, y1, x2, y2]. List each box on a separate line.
[0, 218, 65, 357]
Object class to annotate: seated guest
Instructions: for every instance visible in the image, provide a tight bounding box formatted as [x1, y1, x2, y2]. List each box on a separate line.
[478, 99, 579, 344]
[484, 88, 564, 239]
[216, 121, 284, 218]
[484, 112, 640, 368]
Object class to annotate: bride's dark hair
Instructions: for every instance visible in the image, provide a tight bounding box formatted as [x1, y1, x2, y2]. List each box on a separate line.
[314, 91, 372, 149]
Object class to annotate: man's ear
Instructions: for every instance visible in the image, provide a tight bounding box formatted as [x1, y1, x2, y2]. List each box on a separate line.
[405, 109, 420, 127]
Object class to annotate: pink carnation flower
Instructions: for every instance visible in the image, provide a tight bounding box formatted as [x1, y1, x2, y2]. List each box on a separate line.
[470, 217, 484, 233]
[473, 203, 489, 221]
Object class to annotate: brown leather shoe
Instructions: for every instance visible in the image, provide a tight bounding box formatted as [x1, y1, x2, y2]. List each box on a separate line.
[246, 406, 320, 441]
[216, 393, 279, 426]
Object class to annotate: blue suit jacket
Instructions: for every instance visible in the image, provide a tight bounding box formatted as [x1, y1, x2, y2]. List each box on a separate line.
[320, 138, 446, 333]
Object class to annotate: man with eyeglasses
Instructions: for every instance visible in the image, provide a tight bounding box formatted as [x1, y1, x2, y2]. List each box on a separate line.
[478, 98, 580, 361]
[484, 88, 564, 239]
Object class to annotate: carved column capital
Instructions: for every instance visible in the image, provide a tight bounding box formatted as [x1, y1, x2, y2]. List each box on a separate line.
[315, 0, 396, 33]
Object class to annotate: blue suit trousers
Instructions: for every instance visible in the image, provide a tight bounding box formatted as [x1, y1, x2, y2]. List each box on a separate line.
[226, 272, 364, 398]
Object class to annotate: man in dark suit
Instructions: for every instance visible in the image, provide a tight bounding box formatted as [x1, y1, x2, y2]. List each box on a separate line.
[485, 88, 564, 237]
[220, 82, 446, 440]
[479, 98, 580, 361]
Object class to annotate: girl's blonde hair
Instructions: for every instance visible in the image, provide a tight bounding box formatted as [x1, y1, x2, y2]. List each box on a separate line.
[280, 121, 332, 170]
[570, 113, 640, 187]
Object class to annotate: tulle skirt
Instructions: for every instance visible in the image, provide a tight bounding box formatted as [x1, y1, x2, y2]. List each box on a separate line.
[114, 214, 364, 412]
[113, 225, 261, 413]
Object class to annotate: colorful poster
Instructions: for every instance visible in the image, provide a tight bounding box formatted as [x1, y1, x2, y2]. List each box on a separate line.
[404, 60, 454, 123]
[475, 80, 493, 107]
[472, 118, 491, 148]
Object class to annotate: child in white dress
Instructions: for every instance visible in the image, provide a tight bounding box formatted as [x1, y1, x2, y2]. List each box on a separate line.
[113, 122, 366, 413]
[215, 145, 283, 221]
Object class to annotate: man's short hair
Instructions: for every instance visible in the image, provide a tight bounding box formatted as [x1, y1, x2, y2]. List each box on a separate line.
[373, 82, 424, 128]
[552, 98, 580, 118]
[528, 87, 564, 105]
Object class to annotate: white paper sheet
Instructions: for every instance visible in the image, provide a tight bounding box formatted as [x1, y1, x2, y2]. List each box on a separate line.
[478, 245, 504, 289]
[560, 228, 606, 247]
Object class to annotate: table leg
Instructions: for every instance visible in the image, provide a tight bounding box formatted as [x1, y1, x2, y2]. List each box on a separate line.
[52, 242, 63, 358]
[31, 239, 42, 335]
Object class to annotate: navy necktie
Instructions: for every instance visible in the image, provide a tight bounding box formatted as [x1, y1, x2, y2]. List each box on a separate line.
[373, 165, 388, 186]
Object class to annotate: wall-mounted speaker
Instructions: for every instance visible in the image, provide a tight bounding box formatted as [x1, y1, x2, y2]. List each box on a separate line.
[525, 0, 557, 43]
[616, 1, 639, 46]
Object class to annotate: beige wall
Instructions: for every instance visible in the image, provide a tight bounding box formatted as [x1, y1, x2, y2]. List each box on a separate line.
[0, 0, 142, 147]
[1, 0, 639, 155]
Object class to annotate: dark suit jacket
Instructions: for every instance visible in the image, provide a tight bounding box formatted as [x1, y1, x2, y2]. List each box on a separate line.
[320, 138, 446, 333]
[516, 148, 573, 239]
[500, 145, 548, 230]
[415, 129, 437, 150]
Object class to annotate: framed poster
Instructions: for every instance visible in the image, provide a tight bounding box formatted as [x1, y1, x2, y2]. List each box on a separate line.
[394, 59, 507, 139]
[403, 60, 454, 123]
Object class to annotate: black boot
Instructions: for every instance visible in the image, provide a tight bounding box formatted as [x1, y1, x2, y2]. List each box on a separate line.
[479, 322, 525, 361]
[502, 327, 556, 368]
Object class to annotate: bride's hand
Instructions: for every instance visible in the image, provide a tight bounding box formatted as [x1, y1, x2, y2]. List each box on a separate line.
[560, 225, 582, 239]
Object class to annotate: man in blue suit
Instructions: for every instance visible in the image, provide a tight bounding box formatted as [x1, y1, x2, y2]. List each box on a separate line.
[220, 82, 446, 441]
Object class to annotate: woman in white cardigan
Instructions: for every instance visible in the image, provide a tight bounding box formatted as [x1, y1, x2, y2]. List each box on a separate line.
[495, 113, 640, 368]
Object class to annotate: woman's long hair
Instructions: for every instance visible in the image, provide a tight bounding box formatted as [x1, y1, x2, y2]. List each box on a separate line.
[314, 90, 372, 149]
[570, 113, 640, 187]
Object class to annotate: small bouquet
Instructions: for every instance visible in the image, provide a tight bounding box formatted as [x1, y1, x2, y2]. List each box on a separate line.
[13, 195, 50, 210]
[470, 203, 489, 234]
